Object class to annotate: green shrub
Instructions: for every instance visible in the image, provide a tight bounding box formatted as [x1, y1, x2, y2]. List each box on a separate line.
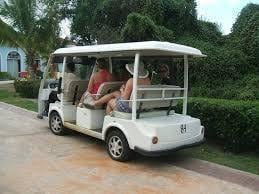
[14, 79, 41, 98]
[177, 97, 259, 153]
[0, 72, 13, 80]
[190, 74, 259, 100]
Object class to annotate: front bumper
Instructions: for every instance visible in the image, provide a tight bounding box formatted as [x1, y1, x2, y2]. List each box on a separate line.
[134, 138, 206, 157]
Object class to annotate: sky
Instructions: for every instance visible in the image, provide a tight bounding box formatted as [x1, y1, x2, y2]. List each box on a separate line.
[60, 0, 259, 38]
[196, 0, 259, 34]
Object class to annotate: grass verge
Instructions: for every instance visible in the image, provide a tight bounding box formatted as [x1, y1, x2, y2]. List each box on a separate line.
[181, 143, 259, 175]
[0, 88, 37, 112]
[0, 87, 258, 175]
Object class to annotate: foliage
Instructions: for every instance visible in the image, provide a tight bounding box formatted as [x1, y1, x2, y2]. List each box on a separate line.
[156, 25, 175, 42]
[231, 3, 259, 37]
[0, 72, 13, 80]
[71, 0, 101, 44]
[196, 20, 223, 45]
[182, 143, 259, 175]
[229, 3, 259, 69]
[71, 0, 198, 44]
[0, 0, 65, 73]
[122, 13, 160, 42]
[190, 74, 259, 100]
[14, 79, 40, 98]
[68, 1, 258, 101]
[0, 89, 37, 111]
[176, 37, 250, 87]
[177, 98, 259, 153]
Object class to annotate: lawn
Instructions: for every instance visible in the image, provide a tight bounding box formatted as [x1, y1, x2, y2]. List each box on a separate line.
[0, 86, 258, 175]
[181, 143, 259, 175]
[0, 87, 37, 112]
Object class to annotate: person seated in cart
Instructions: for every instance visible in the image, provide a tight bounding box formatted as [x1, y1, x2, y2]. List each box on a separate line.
[87, 63, 150, 114]
[44, 62, 78, 114]
[158, 64, 172, 85]
[79, 58, 113, 105]
[63, 62, 80, 89]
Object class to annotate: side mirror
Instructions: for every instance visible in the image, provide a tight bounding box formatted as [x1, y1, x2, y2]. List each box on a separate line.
[57, 77, 62, 94]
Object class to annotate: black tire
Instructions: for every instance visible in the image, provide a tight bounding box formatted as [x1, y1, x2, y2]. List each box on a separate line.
[49, 111, 66, 135]
[106, 130, 133, 162]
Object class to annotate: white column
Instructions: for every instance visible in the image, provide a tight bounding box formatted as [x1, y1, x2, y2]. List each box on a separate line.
[183, 55, 188, 115]
[61, 56, 67, 107]
[108, 57, 113, 73]
[132, 53, 140, 121]
[38, 54, 53, 117]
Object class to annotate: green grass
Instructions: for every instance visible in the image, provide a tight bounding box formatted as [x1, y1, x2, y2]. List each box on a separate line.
[0, 89, 37, 112]
[0, 87, 259, 175]
[181, 143, 259, 175]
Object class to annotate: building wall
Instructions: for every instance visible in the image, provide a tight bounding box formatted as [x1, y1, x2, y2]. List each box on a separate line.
[0, 46, 26, 73]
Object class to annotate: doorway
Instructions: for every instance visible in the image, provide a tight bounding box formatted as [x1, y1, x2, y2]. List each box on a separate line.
[7, 51, 21, 78]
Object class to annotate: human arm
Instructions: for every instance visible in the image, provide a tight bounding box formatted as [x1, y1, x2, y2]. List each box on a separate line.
[107, 72, 113, 81]
[121, 78, 133, 100]
[87, 73, 95, 93]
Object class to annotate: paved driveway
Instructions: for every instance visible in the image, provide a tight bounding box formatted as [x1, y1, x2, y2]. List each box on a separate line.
[0, 102, 258, 194]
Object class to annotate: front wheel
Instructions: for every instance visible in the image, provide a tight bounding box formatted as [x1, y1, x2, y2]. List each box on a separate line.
[106, 130, 133, 162]
[49, 112, 66, 135]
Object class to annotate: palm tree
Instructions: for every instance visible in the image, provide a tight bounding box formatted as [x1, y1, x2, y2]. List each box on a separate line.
[0, 0, 64, 76]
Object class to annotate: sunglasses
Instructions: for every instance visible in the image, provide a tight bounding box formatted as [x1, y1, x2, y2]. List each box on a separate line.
[159, 69, 167, 73]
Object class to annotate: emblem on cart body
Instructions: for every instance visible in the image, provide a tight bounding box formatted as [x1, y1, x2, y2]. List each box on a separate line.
[180, 124, 187, 134]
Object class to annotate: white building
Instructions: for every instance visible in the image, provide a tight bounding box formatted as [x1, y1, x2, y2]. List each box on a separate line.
[0, 46, 26, 77]
[0, 46, 45, 77]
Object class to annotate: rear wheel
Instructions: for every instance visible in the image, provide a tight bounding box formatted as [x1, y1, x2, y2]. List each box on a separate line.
[106, 130, 133, 162]
[49, 112, 66, 135]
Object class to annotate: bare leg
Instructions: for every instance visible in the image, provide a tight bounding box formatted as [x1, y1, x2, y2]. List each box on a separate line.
[78, 91, 93, 107]
[78, 92, 86, 105]
[93, 91, 120, 106]
[106, 98, 116, 114]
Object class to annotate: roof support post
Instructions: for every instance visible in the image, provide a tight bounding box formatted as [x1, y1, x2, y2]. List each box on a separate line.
[183, 55, 188, 115]
[132, 53, 140, 121]
[38, 54, 53, 117]
[61, 56, 67, 108]
[108, 57, 113, 73]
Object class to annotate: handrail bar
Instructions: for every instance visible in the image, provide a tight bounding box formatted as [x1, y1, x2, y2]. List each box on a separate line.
[137, 87, 187, 91]
[121, 97, 185, 102]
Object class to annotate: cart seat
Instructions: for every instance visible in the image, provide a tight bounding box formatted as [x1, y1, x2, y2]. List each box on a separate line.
[81, 81, 124, 109]
[63, 80, 88, 102]
[129, 85, 181, 110]
[95, 81, 124, 99]
[112, 85, 181, 118]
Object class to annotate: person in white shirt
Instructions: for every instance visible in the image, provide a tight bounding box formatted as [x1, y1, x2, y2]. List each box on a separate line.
[63, 62, 78, 90]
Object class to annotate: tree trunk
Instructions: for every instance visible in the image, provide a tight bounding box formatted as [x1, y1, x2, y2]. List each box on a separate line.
[26, 50, 36, 79]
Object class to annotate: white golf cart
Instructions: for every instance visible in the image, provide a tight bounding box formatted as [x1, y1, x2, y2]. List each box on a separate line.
[38, 41, 206, 161]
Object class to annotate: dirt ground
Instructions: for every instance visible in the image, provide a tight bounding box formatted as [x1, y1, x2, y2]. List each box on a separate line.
[0, 102, 258, 194]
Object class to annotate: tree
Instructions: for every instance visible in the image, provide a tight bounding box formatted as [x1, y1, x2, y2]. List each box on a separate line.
[122, 13, 159, 42]
[229, 3, 259, 70]
[231, 3, 259, 36]
[70, 0, 199, 44]
[0, 0, 65, 75]
[71, 0, 102, 44]
[196, 20, 223, 45]
[239, 12, 259, 67]
[162, 0, 198, 35]
[122, 12, 175, 42]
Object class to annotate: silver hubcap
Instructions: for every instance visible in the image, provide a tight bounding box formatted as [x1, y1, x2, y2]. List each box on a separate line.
[51, 115, 62, 132]
[109, 136, 123, 158]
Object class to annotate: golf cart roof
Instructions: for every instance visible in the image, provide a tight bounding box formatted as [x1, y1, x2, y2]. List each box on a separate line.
[53, 41, 206, 57]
